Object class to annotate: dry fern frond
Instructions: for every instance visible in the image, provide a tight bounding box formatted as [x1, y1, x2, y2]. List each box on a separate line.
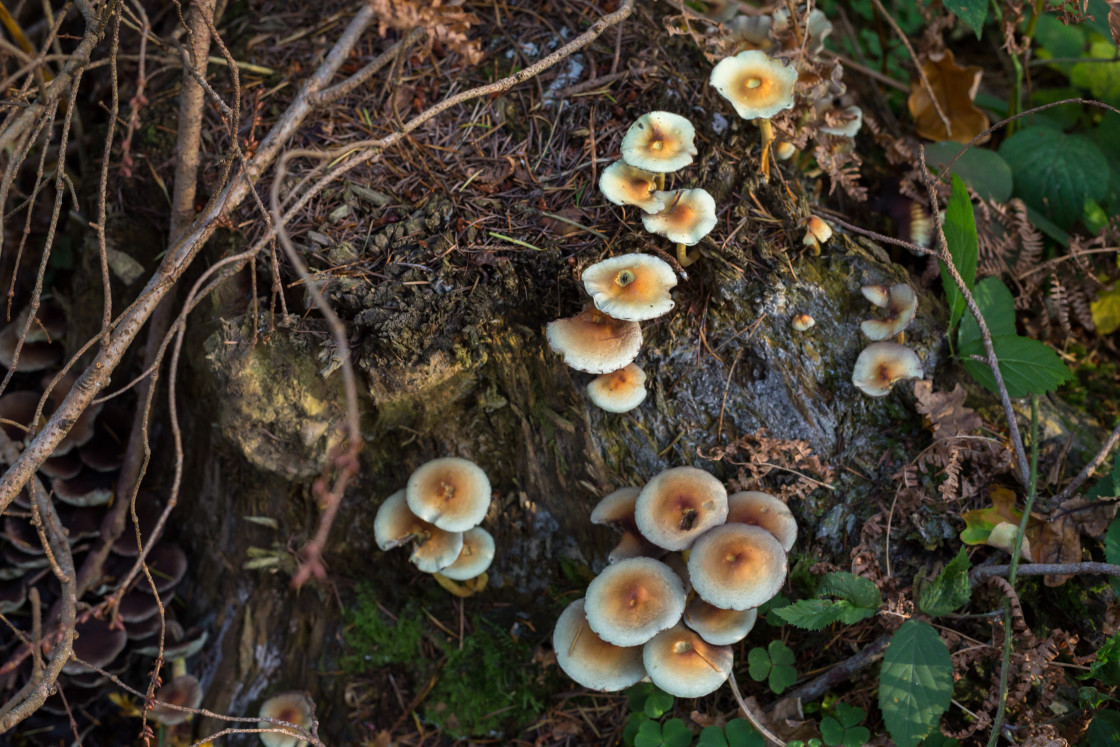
[369, 0, 483, 65]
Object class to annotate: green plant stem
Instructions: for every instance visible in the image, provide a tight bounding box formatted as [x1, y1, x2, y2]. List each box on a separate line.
[985, 395, 1039, 747]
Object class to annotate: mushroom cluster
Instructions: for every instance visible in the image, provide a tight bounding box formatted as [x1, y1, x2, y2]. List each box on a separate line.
[258, 691, 316, 747]
[374, 457, 495, 594]
[554, 468, 795, 698]
[851, 283, 924, 397]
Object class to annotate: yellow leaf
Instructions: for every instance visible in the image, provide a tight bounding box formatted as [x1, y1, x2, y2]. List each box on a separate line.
[1092, 284, 1120, 335]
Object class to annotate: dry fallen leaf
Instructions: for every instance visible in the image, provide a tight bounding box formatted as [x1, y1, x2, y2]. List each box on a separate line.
[1109, 1, 1120, 46]
[908, 49, 990, 144]
[914, 381, 983, 439]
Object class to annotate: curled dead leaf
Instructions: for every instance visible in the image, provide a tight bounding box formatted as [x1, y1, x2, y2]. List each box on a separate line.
[908, 49, 990, 144]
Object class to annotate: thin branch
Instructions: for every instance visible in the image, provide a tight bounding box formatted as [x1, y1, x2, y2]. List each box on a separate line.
[971, 561, 1120, 584]
[1051, 418, 1120, 504]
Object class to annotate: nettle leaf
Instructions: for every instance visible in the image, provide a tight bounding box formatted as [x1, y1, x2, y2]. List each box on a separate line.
[941, 0, 986, 36]
[919, 547, 972, 617]
[958, 334, 1072, 398]
[925, 144, 1013, 203]
[774, 599, 847, 630]
[940, 174, 979, 331]
[1000, 127, 1110, 229]
[879, 620, 954, 747]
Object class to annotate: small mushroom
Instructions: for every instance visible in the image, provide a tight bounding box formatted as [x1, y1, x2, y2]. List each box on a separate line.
[709, 50, 797, 181]
[860, 283, 917, 341]
[861, 283, 892, 308]
[438, 527, 495, 581]
[590, 487, 641, 530]
[688, 523, 787, 610]
[553, 598, 647, 692]
[620, 111, 698, 175]
[802, 216, 833, 251]
[608, 531, 661, 563]
[851, 342, 923, 397]
[62, 616, 129, 675]
[642, 622, 734, 698]
[587, 364, 648, 414]
[598, 161, 667, 214]
[726, 491, 797, 552]
[819, 104, 863, 138]
[149, 675, 203, 726]
[546, 303, 643, 374]
[683, 598, 758, 646]
[0, 305, 64, 373]
[406, 457, 491, 533]
[726, 14, 773, 50]
[374, 487, 463, 570]
[774, 141, 797, 161]
[635, 466, 728, 551]
[791, 313, 815, 332]
[642, 188, 718, 267]
[584, 556, 686, 646]
[258, 692, 315, 747]
[582, 254, 677, 322]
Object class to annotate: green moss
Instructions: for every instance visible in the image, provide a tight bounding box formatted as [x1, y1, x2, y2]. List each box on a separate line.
[341, 585, 426, 670]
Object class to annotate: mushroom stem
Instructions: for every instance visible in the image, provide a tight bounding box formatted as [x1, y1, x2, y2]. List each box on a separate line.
[655, 172, 666, 191]
[676, 242, 700, 267]
[758, 118, 775, 182]
[433, 571, 488, 597]
[896, 331, 906, 344]
[172, 657, 187, 679]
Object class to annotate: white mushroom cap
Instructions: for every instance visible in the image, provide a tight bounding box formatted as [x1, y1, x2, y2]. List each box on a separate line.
[726, 491, 797, 552]
[599, 161, 667, 213]
[642, 623, 734, 698]
[590, 487, 640, 529]
[258, 692, 314, 747]
[726, 14, 773, 49]
[635, 466, 728, 551]
[608, 530, 661, 563]
[642, 189, 718, 246]
[861, 283, 918, 340]
[683, 598, 758, 646]
[406, 457, 491, 532]
[620, 112, 698, 173]
[546, 304, 643, 374]
[688, 523, 787, 610]
[861, 284, 891, 308]
[773, 8, 833, 55]
[791, 313, 815, 332]
[820, 105, 863, 138]
[149, 675, 203, 726]
[374, 490, 464, 571]
[588, 364, 648, 414]
[851, 342, 923, 397]
[582, 254, 677, 322]
[554, 599, 647, 691]
[709, 50, 798, 121]
[584, 557, 687, 646]
[438, 527, 495, 580]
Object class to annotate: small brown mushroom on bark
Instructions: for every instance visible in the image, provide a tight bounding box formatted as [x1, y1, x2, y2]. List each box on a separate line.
[688, 523, 787, 610]
[584, 556, 686, 646]
[642, 622, 734, 698]
[546, 304, 643, 374]
[851, 342, 923, 397]
[406, 457, 491, 532]
[635, 466, 728, 551]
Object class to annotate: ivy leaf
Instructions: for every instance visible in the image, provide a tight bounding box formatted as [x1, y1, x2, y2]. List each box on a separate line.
[879, 620, 954, 747]
[958, 334, 1072, 398]
[1000, 127, 1110, 229]
[919, 548, 972, 617]
[940, 174, 979, 331]
[941, 0, 986, 36]
[819, 572, 882, 609]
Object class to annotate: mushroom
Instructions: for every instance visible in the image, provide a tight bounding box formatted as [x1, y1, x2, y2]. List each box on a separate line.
[861, 283, 891, 309]
[791, 313, 815, 332]
[598, 161, 667, 214]
[0, 305, 65, 373]
[582, 254, 677, 322]
[860, 283, 917, 341]
[258, 692, 315, 747]
[546, 303, 643, 374]
[819, 104, 863, 138]
[590, 487, 641, 530]
[553, 598, 647, 691]
[642, 188, 718, 267]
[851, 342, 923, 397]
[149, 675, 203, 726]
[620, 111, 698, 179]
[726, 14, 773, 51]
[608, 530, 661, 563]
[801, 216, 833, 252]
[688, 523, 787, 610]
[406, 457, 491, 533]
[774, 141, 797, 161]
[635, 466, 728, 551]
[726, 491, 797, 552]
[709, 50, 798, 181]
[772, 8, 834, 56]
[584, 556, 686, 646]
[62, 616, 129, 675]
[642, 622, 734, 698]
[438, 527, 495, 581]
[587, 364, 648, 414]
[374, 489, 465, 573]
[683, 598, 758, 646]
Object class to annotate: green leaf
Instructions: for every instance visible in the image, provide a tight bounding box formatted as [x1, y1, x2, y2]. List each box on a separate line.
[635, 718, 664, 747]
[819, 572, 883, 610]
[959, 334, 1072, 398]
[645, 689, 674, 719]
[1000, 127, 1110, 229]
[879, 620, 954, 747]
[835, 702, 866, 729]
[774, 599, 845, 630]
[724, 719, 765, 747]
[941, 0, 986, 36]
[697, 726, 730, 747]
[832, 600, 879, 625]
[627, 683, 657, 712]
[1034, 13, 1088, 60]
[1088, 710, 1120, 744]
[958, 277, 1017, 350]
[820, 716, 845, 746]
[1089, 630, 1120, 687]
[748, 647, 773, 681]
[759, 594, 792, 626]
[625, 713, 648, 747]
[1071, 40, 1120, 106]
[919, 548, 972, 617]
[767, 640, 797, 694]
[1091, 284, 1120, 336]
[662, 718, 693, 747]
[925, 144, 1013, 202]
[843, 728, 871, 747]
[940, 174, 979, 331]
[1106, 516, 1120, 598]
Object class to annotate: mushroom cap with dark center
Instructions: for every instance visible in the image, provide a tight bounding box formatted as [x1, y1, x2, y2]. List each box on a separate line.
[150, 675, 203, 726]
[642, 189, 718, 246]
[861, 284, 891, 308]
[546, 304, 643, 374]
[709, 50, 798, 121]
[620, 112, 698, 173]
[726, 491, 797, 552]
[582, 254, 677, 322]
[598, 161, 667, 213]
[590, 487, 640, 530]
[375, 490, 464, 572]
[584, 556, 686, 646]
[642, 622, 734, 698]
[258, 691, 315, 747]
[52, 470, 115, 507]
[635, 466, 728, 551]
[688, 523, 787, 610]
[139, 543, 189, 594]
[63, 616, 129, 674]
[406, 457, 491, 532]
[683, 598, 758, 646]
[851, 342, 923, 397]
[861, 283, 918, 340]
[587, 364, 648, 414]
[438, 526, 495, 580]
[112, 494, 164, 557]
[553, 598, 646, 691]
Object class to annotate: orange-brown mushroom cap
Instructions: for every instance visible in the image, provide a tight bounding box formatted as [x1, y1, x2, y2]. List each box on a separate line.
[150, 675, 203, 726]
[582, 254, 677, 322]
[584, 556, 686, 646]
[375, 488, 463, 571]
[642, 622, 734, 698]
[683, 597, 758, 646]
[620, 112, 698, 173]
[635, 466, 728, 551]
[438, 526, 495, 580]
[726, 491, 797, 552]
[688, 523, 787, 610]
[851, 342, 923, 397]
[608, 530, 662, 563]
[861, 283, 917, 340]
[258, 691, 314, 747]
[554, 598, 646, 691]
[406, 457, 491, 532]
[590, 487, 640, 530]
[642, 189, 718, 246]
[709, 50, 798, 121]
[588, 364, 648, 414]
[599, 161, 667, 213]
[546, 304, 643, 374]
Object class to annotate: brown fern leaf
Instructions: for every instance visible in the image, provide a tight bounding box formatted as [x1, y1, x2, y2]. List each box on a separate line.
[1050, 271, 1073, 335]
[812, 139, 867, 200]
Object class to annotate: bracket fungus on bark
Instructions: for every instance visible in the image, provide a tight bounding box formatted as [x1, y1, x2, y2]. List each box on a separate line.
[598, 161, 667, 214]
[553, 598, 647, 692]
[851, 341, 923, 397]
[546, 303, 643, 375]
[620, 111, 698, 174]
[584, 556, 687, 647]
[687, 523, 788, 610]
[642, 623, 734, 698]
[860, 283, 917, 341]
[635, 466, 729, 552]
[582, 254, 677, 322]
